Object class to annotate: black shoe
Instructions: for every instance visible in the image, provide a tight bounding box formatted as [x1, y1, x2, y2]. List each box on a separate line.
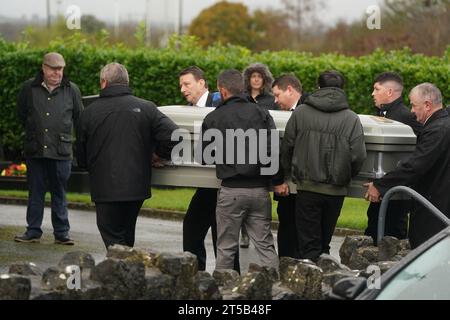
[14, 234, 41, 243]
[54, 237, 75, 245]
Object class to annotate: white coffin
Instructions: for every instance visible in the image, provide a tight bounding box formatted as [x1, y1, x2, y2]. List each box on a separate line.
[151, 106, 417, 198]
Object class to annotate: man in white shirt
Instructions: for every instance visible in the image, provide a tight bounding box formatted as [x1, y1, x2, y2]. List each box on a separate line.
[179, 66, 219, 108]
[178, 66, 238, 272]
[270, 74, 309, 259]
[272, 75, 305, 112]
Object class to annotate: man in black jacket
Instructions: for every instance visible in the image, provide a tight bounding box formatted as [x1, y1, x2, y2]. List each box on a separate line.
[365, 83, 450, 249]
[199, 69, 284, 271]
[364, 72, 422, 243]
[271, 74, 309, 258]
[15, 52, 83, 245]
[76, 63, 178, 249]
[281, 71, 367, 261]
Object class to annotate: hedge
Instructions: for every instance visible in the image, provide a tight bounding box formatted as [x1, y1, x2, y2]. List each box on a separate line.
[0, 36, 449, 159]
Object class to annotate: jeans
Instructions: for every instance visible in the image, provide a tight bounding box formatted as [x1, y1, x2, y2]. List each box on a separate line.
[25, 158, 71, 239]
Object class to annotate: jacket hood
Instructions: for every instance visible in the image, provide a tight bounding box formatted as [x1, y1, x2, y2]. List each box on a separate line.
[243, 63, 274, 95]
[304, 87, 349, 113]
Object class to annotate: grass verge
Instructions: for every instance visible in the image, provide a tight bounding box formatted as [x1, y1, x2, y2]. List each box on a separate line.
[0, 188, 369, 230]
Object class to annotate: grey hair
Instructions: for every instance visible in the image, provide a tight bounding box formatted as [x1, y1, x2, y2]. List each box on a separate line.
[100, 62, 129, 85]
[410, 82, 443, 107]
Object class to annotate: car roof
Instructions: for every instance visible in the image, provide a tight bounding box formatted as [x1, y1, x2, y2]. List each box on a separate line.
[357, 226, 450, 300]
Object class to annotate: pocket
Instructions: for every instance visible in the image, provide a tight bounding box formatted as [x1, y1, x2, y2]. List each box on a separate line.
[57, 133, 73, 156]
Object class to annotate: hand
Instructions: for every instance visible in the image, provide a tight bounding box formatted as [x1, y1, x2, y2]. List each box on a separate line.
[151, 153, 165, 168]
[364, 182, 381, 203]
[274, 183, 289, 197]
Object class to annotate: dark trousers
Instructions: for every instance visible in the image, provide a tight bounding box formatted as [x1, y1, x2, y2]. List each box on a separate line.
[409, 205, 447, 249]
[295, 191, 344, 261]
[25, 158, 71, 239]
[183, 188, 240, 272]
[276, 194, 299, 258]
[95, 200, 144, 249]
[364, 201, 409, 244]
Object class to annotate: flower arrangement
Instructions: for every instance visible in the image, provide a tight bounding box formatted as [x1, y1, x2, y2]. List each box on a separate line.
[1, 163, 27, 177]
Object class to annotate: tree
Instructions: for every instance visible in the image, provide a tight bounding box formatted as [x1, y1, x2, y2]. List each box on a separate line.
[281, 0, 326, 46]
[322, 0, 450, 56]
[251, 9, 294, 52]
[188, 1, 257, 48]
[80, 14, 106, 34]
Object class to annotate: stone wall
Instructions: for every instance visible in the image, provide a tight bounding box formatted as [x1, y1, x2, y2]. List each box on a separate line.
[0, 237, 410, 300]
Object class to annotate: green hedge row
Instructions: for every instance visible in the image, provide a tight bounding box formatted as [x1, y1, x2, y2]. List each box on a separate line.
[1, 37, 449, 159]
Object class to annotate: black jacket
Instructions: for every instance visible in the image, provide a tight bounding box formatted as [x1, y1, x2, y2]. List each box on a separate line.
[378, 97, 422, 136]
[281, 87, 366, 196]
[17, 71, 83, 160]
[199, 95, 280, 188]
[76, 85, 178, 202]
[247, 91, 279, 110]
[374, 109, 450, 246]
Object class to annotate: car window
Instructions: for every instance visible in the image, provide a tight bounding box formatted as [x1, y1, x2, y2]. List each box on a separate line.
[376, 236, 450, 300]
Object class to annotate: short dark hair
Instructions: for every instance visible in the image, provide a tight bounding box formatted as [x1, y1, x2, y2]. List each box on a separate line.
[217, 69, 244, 96]
[374, 72, 403, 87]
[179, 66, 208, 88]
[318, 70, 345, 89]
[272, 74, 302, 93]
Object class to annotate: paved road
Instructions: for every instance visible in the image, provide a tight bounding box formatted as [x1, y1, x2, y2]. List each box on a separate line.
[0, 204, 344, 274]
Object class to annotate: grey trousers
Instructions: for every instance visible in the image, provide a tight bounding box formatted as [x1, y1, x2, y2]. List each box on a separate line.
[215, 186, 279, 270]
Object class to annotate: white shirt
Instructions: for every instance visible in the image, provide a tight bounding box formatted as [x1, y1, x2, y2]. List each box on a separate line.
[290, 99, 300, 111]
[195, 91, 209, 108]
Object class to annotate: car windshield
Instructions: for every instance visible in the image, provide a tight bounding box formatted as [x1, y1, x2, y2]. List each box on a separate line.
[377, 236, 450, 300]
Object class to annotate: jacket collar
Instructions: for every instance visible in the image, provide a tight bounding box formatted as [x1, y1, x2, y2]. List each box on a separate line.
[299, 92, 310, 105]
[424, 108, 449, 127]
[31, 70, 70, 87]
[100, 84, 133, 98]
[380, 96, 403, 113]
[216, 94, 249, 109]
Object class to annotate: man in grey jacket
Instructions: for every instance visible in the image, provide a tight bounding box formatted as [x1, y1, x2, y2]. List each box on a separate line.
[281, 70, 366, 261]
[15, 52, 83, 245]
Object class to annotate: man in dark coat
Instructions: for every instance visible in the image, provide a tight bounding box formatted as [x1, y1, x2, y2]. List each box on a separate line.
[281, 71, 367, 261]
[365, 83, 450, 248]
[364, 72, 422, 243]
[199, 69, 284, 271]
[271, 74, 309, 258]
[76, 63, 178, 248]
[15, 52, 83, 245]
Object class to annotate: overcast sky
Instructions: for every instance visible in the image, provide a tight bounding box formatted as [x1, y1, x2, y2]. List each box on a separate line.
[1, 0, 381, 26]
